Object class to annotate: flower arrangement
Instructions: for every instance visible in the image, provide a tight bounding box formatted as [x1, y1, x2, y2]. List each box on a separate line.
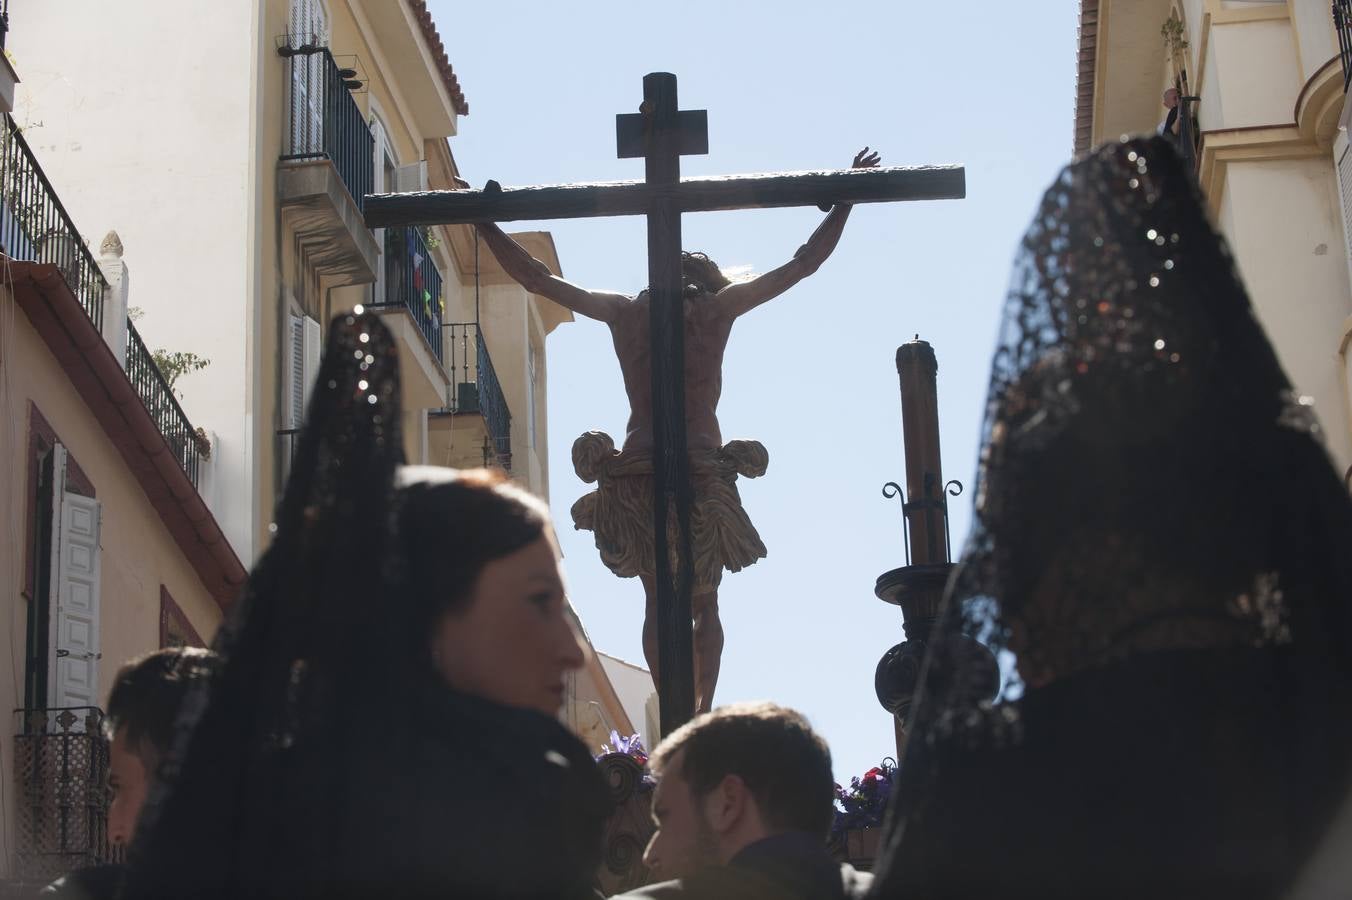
[598, 730, 649, 766]
[831, 758, 896, 842]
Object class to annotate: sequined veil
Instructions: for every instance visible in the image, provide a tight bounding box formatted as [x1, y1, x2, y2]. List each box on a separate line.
[869, 136, 1352, 898]
[123, 310, 409, 898]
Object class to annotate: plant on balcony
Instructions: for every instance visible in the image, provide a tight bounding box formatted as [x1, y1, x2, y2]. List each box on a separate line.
[830, 758, 896, 845]
[1161, 15, 1189, 78]
[129, 306, 211, 397]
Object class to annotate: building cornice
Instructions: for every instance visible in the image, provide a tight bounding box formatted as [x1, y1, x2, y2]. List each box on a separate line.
[8, 261, 247, 613]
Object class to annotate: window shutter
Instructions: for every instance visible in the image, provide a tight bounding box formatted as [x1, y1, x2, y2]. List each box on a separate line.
[1338, 141, 1352, 264]
[302, 315, 321, 416]
[394, 161, 429, 194]
[287, 313, 306, 428]
[46, 444, 102, 723]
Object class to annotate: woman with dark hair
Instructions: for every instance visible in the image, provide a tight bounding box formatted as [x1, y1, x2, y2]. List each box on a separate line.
[123, 313, 608, 899]
[869, 136, 1352, 898]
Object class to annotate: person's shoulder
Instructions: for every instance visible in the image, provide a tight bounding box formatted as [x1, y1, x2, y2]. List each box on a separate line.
[611, 866, 798, 900]
[840, 862, 874, 899]
[609, 877, 688, 900]
[40, 864, 126, 899]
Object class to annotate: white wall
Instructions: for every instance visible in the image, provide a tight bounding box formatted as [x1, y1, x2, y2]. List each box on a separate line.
[597, 652, 658, 746]
[1222, 156, 1352, 469]
[9, 0, 258, 559]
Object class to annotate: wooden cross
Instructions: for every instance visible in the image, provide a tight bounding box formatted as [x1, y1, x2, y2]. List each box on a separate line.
[365, 73, 965, 735]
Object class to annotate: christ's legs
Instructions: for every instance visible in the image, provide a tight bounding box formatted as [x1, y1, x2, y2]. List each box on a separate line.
[692, 591, 722, 714]
[640, 578, 723, 714]
[641, 575, 660, 686]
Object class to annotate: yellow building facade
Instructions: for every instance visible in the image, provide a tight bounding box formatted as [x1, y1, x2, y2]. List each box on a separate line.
[1075, 0, 1352, 477]
[2, 0, 635, 882]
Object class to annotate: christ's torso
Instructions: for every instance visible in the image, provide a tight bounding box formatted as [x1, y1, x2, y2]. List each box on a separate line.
[609, 289, 733, 454]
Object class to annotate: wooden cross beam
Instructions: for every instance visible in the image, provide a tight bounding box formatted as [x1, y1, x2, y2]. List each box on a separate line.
[364, 72, 965, 735]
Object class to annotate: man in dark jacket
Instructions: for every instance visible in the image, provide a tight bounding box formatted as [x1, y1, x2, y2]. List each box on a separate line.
[612, 702, 870, 900]
[42, 646, 216, 899]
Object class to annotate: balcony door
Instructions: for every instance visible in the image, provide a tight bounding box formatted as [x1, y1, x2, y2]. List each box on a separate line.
[28, 443, 103, 725]
[289, 0, 330, 156]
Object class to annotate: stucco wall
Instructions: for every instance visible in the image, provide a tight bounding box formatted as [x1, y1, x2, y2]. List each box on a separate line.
[9, 1, 260, 562]
[1221, 156, 1352, 468]
[1207, 18, 1301, 128]
[0, 290, 223, 877]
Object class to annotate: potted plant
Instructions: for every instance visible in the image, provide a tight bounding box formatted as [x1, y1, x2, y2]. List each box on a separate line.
[830, 758, 896, 868]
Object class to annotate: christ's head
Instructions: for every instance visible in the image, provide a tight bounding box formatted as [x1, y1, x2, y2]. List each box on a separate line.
[681, 251, 732, 296]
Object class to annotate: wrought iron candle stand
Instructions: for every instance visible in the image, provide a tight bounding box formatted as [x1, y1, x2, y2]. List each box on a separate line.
[874, 340, 998, 751]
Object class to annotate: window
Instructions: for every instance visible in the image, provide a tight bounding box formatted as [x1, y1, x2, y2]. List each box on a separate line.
[24, 443, 102, 719]
[288, 0, 330, 155]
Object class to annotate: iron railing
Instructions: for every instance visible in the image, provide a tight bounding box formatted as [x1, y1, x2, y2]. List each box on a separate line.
[1338, 0, 1352, 91]
[374, 225, 443, 362]
[126, 321, 205, 488]
[0, 115, 107, 330]
[442, 321, 512, 468]
[280, 42, 373, 211]
[0, 113, 206, 488]
[12, 707, 120, 882]
[1, 0, 10, 50]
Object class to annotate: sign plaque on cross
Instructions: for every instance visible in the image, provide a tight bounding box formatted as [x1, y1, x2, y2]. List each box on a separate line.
[365, 72, 965, 735]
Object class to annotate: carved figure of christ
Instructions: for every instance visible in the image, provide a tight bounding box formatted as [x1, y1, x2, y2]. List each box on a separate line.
[363, 72, 965, 732]
[472, 148, 880, 715]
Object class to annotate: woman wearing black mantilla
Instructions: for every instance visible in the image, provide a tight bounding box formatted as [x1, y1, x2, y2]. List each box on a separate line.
[869, 136, 1352, 898]
[122, 311, 608, 899]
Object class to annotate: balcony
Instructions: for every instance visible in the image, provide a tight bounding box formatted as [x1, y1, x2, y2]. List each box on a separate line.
[12, 708, 120, 883]
[278, 42, 377, 285]
[429, 322, 512, 470]
[372, 225, 444, 361]
[125, 322, 208, 487]
[0, 114, 207, 488]
[368, 226, 449, 413]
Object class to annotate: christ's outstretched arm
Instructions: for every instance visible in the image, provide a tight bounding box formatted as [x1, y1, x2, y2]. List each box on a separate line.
[716, 147, 881, 319]
[454, 177, 629, 323]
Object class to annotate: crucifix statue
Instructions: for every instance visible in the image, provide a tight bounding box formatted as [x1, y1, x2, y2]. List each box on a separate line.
[365, 72, 964, 734]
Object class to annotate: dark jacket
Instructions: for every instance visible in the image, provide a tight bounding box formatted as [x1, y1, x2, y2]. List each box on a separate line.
[40, 864, 126, 899]
[614, 833, 872, 900]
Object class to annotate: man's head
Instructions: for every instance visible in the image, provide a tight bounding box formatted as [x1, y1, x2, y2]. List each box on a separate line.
[642, 702, 834, 881]
[681, 251, 733, 296]
[1162, 87, 1180, 109]
[105, 646, 217, 847]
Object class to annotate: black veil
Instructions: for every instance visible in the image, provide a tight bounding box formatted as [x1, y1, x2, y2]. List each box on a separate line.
[124, 310, 410, 898]
[871, 136, 1352, 897]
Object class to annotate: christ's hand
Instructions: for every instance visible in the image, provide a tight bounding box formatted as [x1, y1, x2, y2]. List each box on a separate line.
[853, 147, 882, 169]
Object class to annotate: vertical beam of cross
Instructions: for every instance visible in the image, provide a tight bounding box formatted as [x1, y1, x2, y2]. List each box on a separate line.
[618, 73, 703, 734]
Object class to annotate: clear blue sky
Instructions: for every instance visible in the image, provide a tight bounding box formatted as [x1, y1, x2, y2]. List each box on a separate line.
[430, 0, 1081, 781]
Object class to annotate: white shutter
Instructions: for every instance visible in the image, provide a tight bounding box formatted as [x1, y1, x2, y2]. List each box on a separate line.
[394, 161, 429, 194]
[302, 315, 321, 415]
[46, 445, 102, 723]
[287, 313, 305, 428]
[527, 342, 538, 450]
[1338, 140, 1352, 266]
[370, 117, 388, 193]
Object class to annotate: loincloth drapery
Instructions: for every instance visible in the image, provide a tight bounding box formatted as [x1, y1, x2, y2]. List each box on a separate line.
[570, 431, 768, 594]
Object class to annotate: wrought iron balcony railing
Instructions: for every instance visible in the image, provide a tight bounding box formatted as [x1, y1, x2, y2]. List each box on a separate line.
[125, 322, 206, 488]
[1338, 0, 1352, 91]
[0, 115, 107, 331]
[374, 225, 443, 362]
[12, 707, 121, 883]
[0, 113, 206, 488]
[280, 42, 374, 212]
[442, 321, 512, 469]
